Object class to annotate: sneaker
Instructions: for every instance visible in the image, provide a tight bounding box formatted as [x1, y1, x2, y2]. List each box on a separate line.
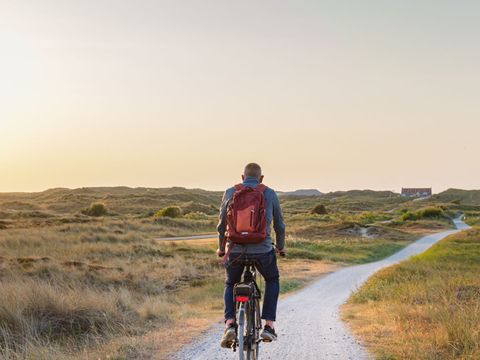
[260, 325, 277, 342]
[220, 324, 236, 348]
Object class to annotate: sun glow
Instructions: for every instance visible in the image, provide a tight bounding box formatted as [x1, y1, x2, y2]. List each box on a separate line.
[1, 1, 479, 192]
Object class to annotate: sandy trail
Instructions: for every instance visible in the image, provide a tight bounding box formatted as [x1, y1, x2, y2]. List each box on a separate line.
[172, 218, 469, 360]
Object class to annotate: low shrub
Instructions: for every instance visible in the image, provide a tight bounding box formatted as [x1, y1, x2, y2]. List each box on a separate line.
[419, 207, 443, 218]
[81, 203, 108, 217]
[402, 207, 444, 221]
[155, 206, 182, 218]
[402, 211, 418, 221]
[358, 211, 391, 225]
[311, 204, 328, 215]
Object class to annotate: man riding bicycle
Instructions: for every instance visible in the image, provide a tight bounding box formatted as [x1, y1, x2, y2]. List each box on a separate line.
[216, 163, 286, 348]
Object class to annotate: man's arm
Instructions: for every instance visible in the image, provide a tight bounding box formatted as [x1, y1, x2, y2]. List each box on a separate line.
[272, 191, 286, 251]
[216, 190, 229, 254]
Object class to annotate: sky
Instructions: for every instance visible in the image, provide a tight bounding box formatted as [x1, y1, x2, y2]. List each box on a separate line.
[1, 0, 479, 193]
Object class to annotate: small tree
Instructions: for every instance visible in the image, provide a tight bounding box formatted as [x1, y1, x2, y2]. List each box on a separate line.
[156, 206, 182, 218]
[311, 204, 328, 215]
[82, 203, 108, 217]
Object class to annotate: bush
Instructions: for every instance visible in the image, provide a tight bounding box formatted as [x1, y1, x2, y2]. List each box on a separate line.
[155, 206, 182, 218]
[82, 203, 108, 217]
[419, 207, 444, 218]
[311, 204, 328, 215]
[359, 212, 379, 225]
[402, 211, 418, 221]
[402, 207, 444, 221]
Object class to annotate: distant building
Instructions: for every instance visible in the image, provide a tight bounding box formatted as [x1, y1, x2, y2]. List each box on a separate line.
[401, 188, 432, 197]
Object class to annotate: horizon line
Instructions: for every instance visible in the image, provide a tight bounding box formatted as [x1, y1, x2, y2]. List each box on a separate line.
[0, 184, 476, 195]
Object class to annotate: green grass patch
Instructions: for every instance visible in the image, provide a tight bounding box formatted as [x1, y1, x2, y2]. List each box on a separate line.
[280, 278, 305, 294]
[286, 237, 413, 264]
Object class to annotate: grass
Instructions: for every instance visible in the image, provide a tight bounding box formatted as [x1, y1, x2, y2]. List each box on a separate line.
[0, 186, 471, 359]
[464, 211, 480, 227]
[343, 227, 480, 360]
[431, 188, 480, 206]
[286, 237, 413, 264]
[0, 231, 222, 359]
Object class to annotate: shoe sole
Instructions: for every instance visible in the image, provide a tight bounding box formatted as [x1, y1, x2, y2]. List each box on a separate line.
[261, 333, 277, 342]
[220, 330, 236, 348]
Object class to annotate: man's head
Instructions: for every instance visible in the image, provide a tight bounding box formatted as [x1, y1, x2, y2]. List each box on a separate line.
[242, 163, 264, 183]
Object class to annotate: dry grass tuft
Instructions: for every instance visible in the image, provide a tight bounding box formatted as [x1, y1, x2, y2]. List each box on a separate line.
[0, 278, 136, 358]
[343, 227, 480, 360]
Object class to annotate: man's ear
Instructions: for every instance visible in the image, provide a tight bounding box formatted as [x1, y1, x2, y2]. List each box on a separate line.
[259, 175, 264, 183]
[241, 175, 245, 181]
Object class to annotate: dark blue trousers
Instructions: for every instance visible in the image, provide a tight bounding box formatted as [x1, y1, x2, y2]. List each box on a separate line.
[224, 249, 280, 322]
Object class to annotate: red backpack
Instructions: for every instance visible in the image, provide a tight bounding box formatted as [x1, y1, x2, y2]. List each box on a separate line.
[225, 183, 268, 248]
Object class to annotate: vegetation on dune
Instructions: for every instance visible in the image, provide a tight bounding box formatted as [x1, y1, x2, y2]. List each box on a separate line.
[311, 204, 328, 215]
[401, 206, 445, 221]
[431, 188, 480, 206]
[344, 227, 480, 360]
[155, 206, 182, 218]
[0, 226, 221, 359]
[81, 202, 108, 217]
[0, 186, 476, 359]
[464, 210, 480, 226]
[286, 237, 413, 264]
[0, 186, 223, 216]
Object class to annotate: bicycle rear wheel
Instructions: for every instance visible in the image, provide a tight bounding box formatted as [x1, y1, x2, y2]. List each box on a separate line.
[238, 302, 246, 360]
[254, 298, 261, 358]
[246, 298, 261, 360]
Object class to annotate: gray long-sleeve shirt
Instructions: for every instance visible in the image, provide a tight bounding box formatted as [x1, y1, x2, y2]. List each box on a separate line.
[217, 177, 286, 254]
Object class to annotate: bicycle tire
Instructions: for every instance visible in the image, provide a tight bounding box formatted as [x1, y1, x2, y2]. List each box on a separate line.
[246, 297, 261, 360]
[246, 300, 253, 360]
[238, 302, 246, 360]
[254, 297, 261, 359]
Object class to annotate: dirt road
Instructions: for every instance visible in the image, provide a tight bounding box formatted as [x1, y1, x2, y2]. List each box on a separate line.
[173, 218, 469, 360]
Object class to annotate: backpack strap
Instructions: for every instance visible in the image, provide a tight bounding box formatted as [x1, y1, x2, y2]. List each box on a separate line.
[234, 184, 245, 191]
[222, 242, 234, 265]
[255, 184, 267, 193]
[234, 183, 267, 192]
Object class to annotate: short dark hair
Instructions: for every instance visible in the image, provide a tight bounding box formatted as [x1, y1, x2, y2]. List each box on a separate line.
[244, 163, 262, 178]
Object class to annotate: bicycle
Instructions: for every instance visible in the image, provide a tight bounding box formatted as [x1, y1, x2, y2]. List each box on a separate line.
[231, 259, 265, 360]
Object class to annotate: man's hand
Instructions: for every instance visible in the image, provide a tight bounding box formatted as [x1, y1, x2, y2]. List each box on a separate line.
[276, 248, 287, 257]
[216, 248, 226, 257]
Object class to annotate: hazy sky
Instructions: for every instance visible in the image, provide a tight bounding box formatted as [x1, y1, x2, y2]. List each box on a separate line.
[1, 1, 479, 193]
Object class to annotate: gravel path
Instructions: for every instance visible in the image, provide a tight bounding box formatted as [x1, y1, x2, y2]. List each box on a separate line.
[172, 218, 469, 360]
